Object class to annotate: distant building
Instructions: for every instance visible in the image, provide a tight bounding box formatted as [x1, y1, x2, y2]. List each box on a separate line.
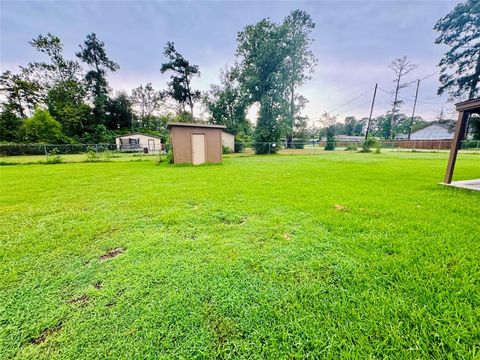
[410, 123, 454, 140]
[221, 131, 235, 152]
[115, 133, 162, 153]
[335, 135, 364, 141]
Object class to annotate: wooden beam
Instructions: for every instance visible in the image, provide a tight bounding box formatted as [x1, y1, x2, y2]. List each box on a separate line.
[444, 111, 468, 183]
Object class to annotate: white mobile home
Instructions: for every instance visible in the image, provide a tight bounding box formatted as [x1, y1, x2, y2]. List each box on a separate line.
[115, 133, 162, 153]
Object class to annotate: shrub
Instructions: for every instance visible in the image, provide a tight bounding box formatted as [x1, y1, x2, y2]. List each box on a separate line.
[345, 143, 358, 151]
[324, 126, 336, 151]
[103, 150, 113, 161]
[222, 145, 233, 154]
[375, 143, 382, 153]
[361, 137, 379, 152]
[45, 148, 63, 164]
[86, 147, 100, 162]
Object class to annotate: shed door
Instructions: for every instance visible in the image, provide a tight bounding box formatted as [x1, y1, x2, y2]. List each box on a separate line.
[192, 134, 206, 165]
[148, 139, 155, 151]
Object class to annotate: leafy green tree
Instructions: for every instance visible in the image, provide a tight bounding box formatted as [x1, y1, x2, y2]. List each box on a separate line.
[106, 91, 134, 130]
[26, 33, 90, 139]
[76, 33, 119, 123]
[0, 105, 22, 142]
[46, 80, 92, 139]
[320, 112, 337, 150]
[343, 116, 366, 136]
[205, 68, 251, 138]
[0, 70, 42, 118]
[470, 116, 480, 140]
[27, 33, 82, 88]
[160, 42, 200, 118]
[434, 0, 480, 100]
[131, 83, 164, 126]
[281, 10, 317, 147]
[20, 108, 65, 143]
[236, 19, 289, 154]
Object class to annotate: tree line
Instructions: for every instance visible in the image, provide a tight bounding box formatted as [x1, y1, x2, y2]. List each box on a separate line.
[1, 1, 478, 151]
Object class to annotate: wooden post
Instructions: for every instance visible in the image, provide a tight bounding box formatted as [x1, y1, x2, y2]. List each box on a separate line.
[407, 79, 420, 140]
[444, 111, 468, 184]
[365, 83, 377, 140]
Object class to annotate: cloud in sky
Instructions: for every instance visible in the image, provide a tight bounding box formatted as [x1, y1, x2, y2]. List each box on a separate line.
[1, 0, 461, 122]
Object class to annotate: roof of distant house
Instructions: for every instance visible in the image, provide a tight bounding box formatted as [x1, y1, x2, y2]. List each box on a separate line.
[115, 132, 162, 139]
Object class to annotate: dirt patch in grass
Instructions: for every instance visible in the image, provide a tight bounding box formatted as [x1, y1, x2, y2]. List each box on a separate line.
[68, 294, 90, 306]
[334, 204, 349, 212]
[93, 281, 102, 289]
[30, 322, 63, 345]
[99, 247, 125, 261]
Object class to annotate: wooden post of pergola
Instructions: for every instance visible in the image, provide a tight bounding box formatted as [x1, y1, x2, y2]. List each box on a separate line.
[443, 98, 480, 187]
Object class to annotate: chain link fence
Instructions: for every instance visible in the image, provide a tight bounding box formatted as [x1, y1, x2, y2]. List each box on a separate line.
[1, 139, 479, 161]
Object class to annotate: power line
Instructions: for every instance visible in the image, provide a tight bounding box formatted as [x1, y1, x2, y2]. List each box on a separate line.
[327, 87, 374, 113]
[378, 87, 445, 105]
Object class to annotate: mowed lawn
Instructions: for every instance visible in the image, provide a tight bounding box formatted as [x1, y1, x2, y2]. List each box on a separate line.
[0, 152, 479, 359]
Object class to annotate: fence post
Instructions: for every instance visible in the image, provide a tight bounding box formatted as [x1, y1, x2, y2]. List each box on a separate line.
[268, 142, 271, 155]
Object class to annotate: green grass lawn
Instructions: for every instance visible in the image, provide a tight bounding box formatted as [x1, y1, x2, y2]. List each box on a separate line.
[1, 152, 479, 359]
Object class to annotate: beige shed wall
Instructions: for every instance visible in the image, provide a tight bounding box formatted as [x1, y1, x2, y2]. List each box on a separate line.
[170, 126, 223, 164]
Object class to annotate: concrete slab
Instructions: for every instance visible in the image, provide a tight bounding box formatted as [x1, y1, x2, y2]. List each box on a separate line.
[441, 179, 480, 192]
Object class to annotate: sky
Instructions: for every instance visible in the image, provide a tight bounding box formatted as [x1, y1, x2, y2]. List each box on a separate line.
[1, 0, 461, 123]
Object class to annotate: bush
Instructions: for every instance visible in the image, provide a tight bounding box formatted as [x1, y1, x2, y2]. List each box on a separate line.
[345, 143, 358, 151]
[86, 147, 100, 162]
[361, 137, 379, 152]
[324, 126, 336, 151]
[222, 145, 233, 154]
[45, 148, 63, 164]
[292, 142, 305, 149]
[234, 142, 245, 153]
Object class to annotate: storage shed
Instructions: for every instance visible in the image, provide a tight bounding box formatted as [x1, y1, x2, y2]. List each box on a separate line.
[115, 133, 162, 153]
[167, 122, 226, 164]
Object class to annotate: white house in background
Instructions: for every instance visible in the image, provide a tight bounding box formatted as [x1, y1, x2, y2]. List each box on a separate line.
[115, 133, 162, 153]
[410, 123, 454, 140]
[221, 131, 235, 152]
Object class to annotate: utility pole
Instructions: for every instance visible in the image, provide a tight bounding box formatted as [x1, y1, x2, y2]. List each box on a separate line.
[365, 83, 378, 140]
[407, 79, 420, 140]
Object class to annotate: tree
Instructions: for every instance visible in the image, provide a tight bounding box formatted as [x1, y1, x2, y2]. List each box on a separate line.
[470, 116, 480, 140]
[25, 33, 90, 139]
[320, 112, 337, 150]
[0, 70, 42, 118]
[388, 56, 417, 139]
[204, 68, 250, 138]
[434, 0, 480, 101]
[76, 33, 119, 123]
[106, 92, 134, 130]
[343, 116, 366, 136]
[236, 18, 290, 154]
[27, 33, 82, 89]
[130, 83, 164, 124]
[0, 105, 22, 142]
[160, 42, 200, 118]
[20, 108, 65, 143]
[281, 10, 317, 147]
